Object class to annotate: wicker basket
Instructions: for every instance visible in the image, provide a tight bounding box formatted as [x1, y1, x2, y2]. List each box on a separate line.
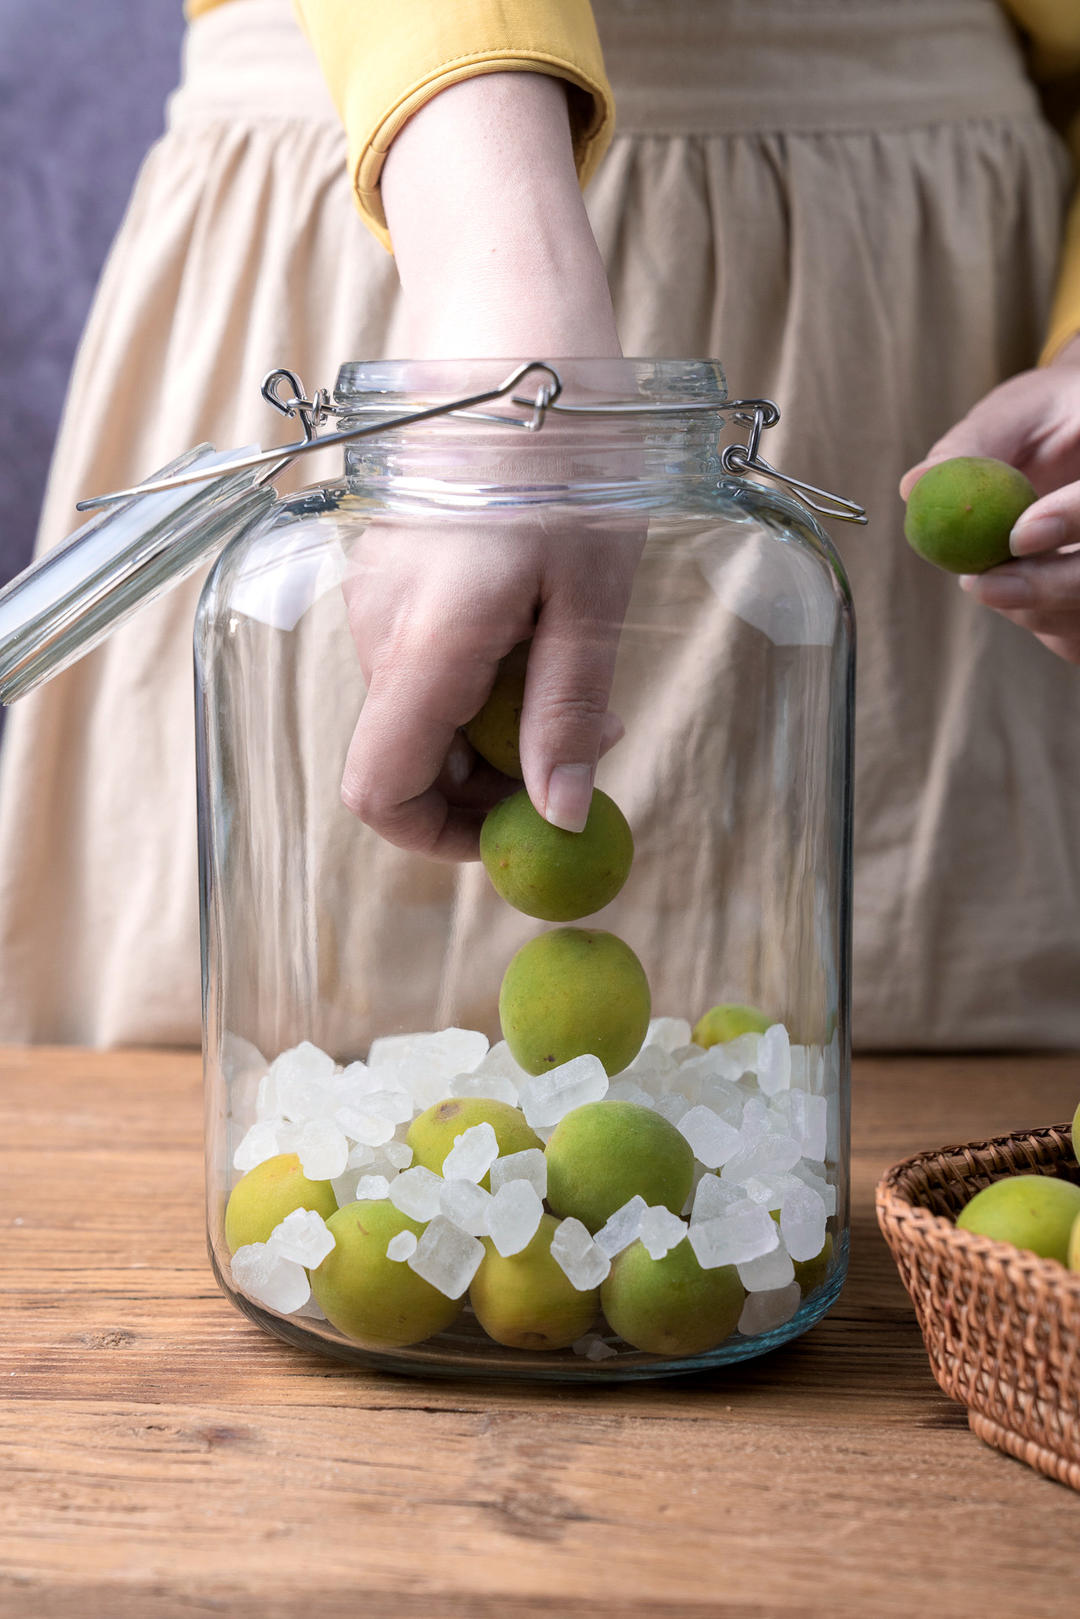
[876, 1122, 1080, 1490]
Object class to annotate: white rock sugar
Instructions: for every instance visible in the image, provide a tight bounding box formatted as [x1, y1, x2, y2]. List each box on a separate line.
[268, 1208, 336, 1268]
[737, 1243, 796, 1293]
[231, 1243, 311, 1313]
[779, 1181, 828, 1262]
[448, 1069, 518, 1106]
[585, 1337, 618, 1361]
[439, 1177, 492, 1237]
[388, 1166, 444, 1222]
[782, 1090, 828, 1162]
[333, 1105, 397, 1148]
[690, 1174, 746, 1225]
[368, 1028, 489, 1111]
[738, 1281, 802, 1336]
[382, 1141, 414, 1171]
[792, 1161, 838, 1217]
[755, 1023, 792, 1096]
[688, 1204, 779, 1269]
[594, 1195, 646, 1257]
[652, 1092, 691, 1125]
[639, 1205, 688, 1260]
[606, 1078, 656, 1109]
[386, 1230, 418, 1263]
[487, 1179, 544, 1256]
[550, 1217, 611, 1290]
[519, 1053, 608, 1129]
[407, 1216, 484, 1298]
[721, 1132, 802, 1186]
[740, 1172, 803, 1211]
[297, 1119, 349, 1180]
[355, 1174, 391, 1202]
[677, 1104, 743, 1169]
[442, 1121, 499, 1183]
[233, 1119, 282, 1174]
[488, 1147, 547, 1200]
[643, 1017, 693, 1053]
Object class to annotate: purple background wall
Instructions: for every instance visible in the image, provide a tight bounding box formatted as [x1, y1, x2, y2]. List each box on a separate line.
[0, 1, 185, 588]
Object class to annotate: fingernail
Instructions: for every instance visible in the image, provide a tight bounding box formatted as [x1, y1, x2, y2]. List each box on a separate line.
[1010, 514, 1065, 556]
[972, 571, 1032, 608]
[545, 763, 593, 833]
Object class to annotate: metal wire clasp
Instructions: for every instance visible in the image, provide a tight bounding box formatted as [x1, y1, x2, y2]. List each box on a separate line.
[720, 402, 868, 525]
[75, 361, 867, 526]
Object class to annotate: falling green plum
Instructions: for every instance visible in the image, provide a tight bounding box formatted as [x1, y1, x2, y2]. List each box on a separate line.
[480, 786, 634, 922]
[498, 926, 651, 1076]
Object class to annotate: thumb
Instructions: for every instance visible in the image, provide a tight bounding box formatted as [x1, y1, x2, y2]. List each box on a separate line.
[517, 549, 638, 832]
[899, 389, 1031, 501]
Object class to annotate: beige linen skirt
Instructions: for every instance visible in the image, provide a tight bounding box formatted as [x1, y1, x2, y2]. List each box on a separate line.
[0, 0, 1076, 1049]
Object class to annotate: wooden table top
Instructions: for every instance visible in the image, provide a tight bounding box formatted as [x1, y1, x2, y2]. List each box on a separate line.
[2, 1046, 1078, 1618]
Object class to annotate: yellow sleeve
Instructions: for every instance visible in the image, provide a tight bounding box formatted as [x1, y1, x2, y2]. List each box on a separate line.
[1004, 1, 1080, 360]
[290, 0, 614, 251]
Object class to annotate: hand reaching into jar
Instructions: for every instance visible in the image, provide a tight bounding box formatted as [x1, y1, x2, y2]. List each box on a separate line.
[339, 71, 635, 859]
[900, 335, 1080, 666]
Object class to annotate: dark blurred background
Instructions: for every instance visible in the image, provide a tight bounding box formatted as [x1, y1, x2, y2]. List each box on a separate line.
[0, 0, 184, 587]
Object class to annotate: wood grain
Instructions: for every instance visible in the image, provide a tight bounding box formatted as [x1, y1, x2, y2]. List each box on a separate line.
[2, 1046, 1078, 1618]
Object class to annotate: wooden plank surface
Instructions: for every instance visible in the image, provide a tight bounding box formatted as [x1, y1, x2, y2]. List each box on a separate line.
[1, 1046, 1078, 1618]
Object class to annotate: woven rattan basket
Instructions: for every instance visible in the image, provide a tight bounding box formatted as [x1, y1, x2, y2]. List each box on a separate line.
[876, 1123, 1080, 1490]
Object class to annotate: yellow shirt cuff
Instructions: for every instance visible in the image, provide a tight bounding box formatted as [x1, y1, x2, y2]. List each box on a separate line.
[291, 1, 614, 251]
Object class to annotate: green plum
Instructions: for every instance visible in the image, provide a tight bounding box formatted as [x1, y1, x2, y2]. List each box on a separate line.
[956, 1174, 1080, 1264]
[691, 1003, 772, 1049]
[545, 1100, 694, 1232]
[601, 1237, 744, 1355]
[224, 1152, 338, 1253]
[464, 640, 529, 777]
[311, 1200, 462, 1346]
[904, 456, 1036, 574]
[469, 1213, 599, 1349]
[498, 926, 651, 1076]
[406, 1096, 542, 1189]
[480, 787, 633, 922]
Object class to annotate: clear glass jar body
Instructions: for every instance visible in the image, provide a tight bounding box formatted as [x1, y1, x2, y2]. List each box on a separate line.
[197, 361, 854, 1379]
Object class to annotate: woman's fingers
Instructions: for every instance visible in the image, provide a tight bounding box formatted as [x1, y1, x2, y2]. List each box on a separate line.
[340, 604, 520, 860]
[517, 527, 643, 832]
[1009, 480, 1080, 557]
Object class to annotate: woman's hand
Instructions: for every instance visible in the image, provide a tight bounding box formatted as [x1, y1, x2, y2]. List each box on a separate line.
[341, 511, 640, 861]
[338, 70, 632, 858]
[900, 335, 1080, 665]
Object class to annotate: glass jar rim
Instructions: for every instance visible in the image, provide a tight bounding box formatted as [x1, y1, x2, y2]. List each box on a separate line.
[333, 357, 729, 415]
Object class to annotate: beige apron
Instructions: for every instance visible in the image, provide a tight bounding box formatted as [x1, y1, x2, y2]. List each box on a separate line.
[0, 0, 1075, 1050]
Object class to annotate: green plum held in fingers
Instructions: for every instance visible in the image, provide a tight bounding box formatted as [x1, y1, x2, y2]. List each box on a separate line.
[498, 926, 651, 1076]
[904, 456, 1036, 574]
[480, 786, 634, 921]
[464, 640, 529, 777]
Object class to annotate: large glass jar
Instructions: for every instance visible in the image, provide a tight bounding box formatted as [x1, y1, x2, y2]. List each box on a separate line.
[194, 359, 855, 1378]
